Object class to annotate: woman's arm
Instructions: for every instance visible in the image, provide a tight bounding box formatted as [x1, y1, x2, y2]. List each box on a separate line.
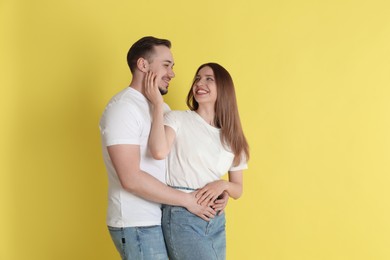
[144, 72, 175, 159]
[211, 191, 229, 215]
[195, 170, 243, 205]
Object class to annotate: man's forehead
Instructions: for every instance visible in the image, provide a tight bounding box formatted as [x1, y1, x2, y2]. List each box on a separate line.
[151, 46, 174, 62]
[151, 57, 174, 65]
[163, 59, 174, 64]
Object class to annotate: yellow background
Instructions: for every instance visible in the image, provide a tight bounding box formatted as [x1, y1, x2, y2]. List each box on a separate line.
[1, 0, 390, 259]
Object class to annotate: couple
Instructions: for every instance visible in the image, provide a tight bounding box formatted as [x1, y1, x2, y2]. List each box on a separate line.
[99, 36, 249, 260]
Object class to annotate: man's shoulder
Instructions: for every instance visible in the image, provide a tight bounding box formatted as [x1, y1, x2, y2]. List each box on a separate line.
[111, 87, 143, 102]
[106, 88, 147, 110]
[100, 89, 150, 126]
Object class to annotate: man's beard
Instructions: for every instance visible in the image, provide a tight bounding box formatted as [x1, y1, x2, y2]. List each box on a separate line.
[159, 87, 168, 95]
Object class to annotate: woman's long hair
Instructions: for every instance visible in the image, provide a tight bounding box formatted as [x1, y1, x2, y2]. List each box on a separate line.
[186, 63, 249, 165]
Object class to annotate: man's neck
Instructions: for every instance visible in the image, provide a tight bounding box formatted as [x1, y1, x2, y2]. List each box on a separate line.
[129, 77, 144, 95]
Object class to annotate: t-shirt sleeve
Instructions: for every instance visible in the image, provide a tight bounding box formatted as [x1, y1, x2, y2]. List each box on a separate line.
[164, 111, 179, 132]
[100, 101, 142, 146]
[229, 156, 248, 172]
[163, 103, 171, 113]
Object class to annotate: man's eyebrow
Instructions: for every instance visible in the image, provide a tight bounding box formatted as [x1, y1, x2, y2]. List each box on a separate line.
[163, 60, 174, 64]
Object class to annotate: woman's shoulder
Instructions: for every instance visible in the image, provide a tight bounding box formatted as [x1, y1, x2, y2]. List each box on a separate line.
[166, 110, 193, 117]
[165, 110, 195, 124]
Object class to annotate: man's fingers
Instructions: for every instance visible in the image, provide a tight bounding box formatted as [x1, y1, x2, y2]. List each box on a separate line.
[197, 206, 217, 222]
[207, 207, 216, 216]
[198, 191, 212, 204]
[200, 215, 210, 221]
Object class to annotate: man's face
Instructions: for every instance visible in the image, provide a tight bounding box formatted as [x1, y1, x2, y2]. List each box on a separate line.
[147, 45, 175, 95]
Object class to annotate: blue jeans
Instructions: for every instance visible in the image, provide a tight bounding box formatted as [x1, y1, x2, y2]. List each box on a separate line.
[162, 205, 226, 260]
[108, 225, 168, 260]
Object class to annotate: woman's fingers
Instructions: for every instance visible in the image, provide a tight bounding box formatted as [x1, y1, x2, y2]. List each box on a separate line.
[198, 191, 217, 205]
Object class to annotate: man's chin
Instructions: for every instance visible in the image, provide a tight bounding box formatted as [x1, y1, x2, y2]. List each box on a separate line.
[159, 87, 168, 95]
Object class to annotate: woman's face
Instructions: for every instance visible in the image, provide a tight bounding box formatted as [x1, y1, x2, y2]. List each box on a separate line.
[192, 66, 217, 105]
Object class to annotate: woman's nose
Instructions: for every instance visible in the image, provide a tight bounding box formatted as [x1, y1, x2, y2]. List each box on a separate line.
[196, 78, 204, 86]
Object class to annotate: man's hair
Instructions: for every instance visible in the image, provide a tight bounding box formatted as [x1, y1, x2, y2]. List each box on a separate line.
[127, 36, 171, 73]
[186, 63, 250, 166]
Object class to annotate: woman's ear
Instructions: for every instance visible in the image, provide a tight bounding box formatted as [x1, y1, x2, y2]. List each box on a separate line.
[136, 58, 149, 73]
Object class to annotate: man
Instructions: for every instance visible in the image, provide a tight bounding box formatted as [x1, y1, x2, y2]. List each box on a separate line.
[99, 36, 217, 259]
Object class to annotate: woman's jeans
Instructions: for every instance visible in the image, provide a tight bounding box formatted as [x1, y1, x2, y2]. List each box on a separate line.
[162, 205, 226, 260]
[108, 225, 168, 260]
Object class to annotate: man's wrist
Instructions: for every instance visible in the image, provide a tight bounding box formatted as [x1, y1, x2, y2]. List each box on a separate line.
[181, 192, 194, 208]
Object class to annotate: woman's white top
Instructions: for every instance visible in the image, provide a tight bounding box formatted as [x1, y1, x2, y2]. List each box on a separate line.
[164, 110, 247, 191]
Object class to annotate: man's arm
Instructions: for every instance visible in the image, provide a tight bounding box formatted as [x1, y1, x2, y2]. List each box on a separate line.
[107, 144, 216, 221]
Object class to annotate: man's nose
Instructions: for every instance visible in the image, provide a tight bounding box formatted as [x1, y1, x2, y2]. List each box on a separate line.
[168, 68, 175, 78]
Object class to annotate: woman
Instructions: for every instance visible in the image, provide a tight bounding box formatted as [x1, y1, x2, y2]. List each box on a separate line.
[145, 63, 249, 260]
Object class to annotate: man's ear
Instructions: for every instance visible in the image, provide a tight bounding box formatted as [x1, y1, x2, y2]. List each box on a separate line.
[137, 58, 149, 73]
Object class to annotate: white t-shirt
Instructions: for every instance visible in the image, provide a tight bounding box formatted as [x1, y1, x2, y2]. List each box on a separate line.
[164, 110, 247, 191]
[99, 87, 169, 227]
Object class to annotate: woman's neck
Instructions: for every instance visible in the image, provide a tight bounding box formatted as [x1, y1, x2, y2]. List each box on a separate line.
[195, 106, 215, 126]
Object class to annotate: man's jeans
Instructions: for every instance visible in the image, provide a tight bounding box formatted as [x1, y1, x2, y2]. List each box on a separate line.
[108, 225, 168, 260]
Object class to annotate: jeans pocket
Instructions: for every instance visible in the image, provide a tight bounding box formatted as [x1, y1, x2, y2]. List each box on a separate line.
[108, 226, 122, 232]
[107, 226, 127, 259]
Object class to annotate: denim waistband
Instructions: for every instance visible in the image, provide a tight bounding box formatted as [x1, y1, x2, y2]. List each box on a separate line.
[169, 185, 196, 191]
